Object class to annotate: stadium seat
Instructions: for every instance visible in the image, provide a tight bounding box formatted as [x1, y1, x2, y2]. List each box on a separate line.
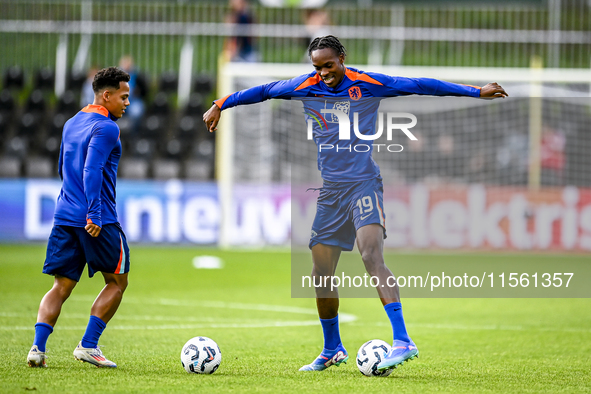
[67, 70, 86, 92]
[193, 74, 214, 96]
[48, 113, 67, 137]
[0, 89, 15, 112]
[152, 158, 181, 180]
[18, 112, 41, 138]
[3, 66, 25, 90]
[140, 115, 167, 140]
[0, 156, 21, 177]
[5, 136, 28, 159]
[46, 113, 65, 160]
[0, 112, 8, 138]
[158, 137, 190, 160]
[158, 71, 178, 93]
[184, 93, 205, 116]
[129, 137, 156, 159]
[184, 159, 212, 180]
[183, 139, 215, 180]
[0, 90, 15, 138]
[25, 156, 54, 178]
[158, 137, 176, 157]
[193, 139, 215, 161]
[134, 72, 150, 100]
[43, 136, 61, 160]
[119, 157, 149, 179]
[117, 116, 133, 137]
[26, 90, 46, 113]
[177, 115, 201, 143]
[149, 92, 170, 116]
[165, 138, 182, 156]
[56, 90, 78, 115]
[34, 68, 55, 91]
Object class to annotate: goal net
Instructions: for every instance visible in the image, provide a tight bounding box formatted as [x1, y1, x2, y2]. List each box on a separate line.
[216, 61, 591, 250]
[218, 62, 591, 186]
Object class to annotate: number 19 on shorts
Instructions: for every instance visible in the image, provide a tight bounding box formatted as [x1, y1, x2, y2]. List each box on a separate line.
[355, 192, 385, 227]
[356, 196, 374, 218]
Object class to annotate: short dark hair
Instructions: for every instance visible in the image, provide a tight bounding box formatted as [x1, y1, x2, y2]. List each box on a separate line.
[307, 35, 347, 58]
[92, 67, 131, 93]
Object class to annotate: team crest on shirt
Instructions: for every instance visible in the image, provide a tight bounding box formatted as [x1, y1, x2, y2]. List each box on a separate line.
[348, 86, 362, 100]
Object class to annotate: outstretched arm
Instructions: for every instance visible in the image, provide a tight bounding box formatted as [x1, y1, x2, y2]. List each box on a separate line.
[364, 71, 509, 99]
[202, 82, 279, 133]
[203, 103, 221, 133]
[202, 74, 311, 133]
[479, 82, 508, 98]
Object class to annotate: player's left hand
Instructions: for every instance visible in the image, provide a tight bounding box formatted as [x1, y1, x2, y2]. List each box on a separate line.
[203, 104, 221, 133]
[480, 82, 508, 99]
[85, 223, 102, 237]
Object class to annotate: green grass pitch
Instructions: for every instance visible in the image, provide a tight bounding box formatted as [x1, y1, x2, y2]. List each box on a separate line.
[1, 244, 590, 393]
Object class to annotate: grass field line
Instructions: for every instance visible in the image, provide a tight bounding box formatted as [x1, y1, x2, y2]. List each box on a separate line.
[0, 311, 279, 323]
[23, 294, 341, 317]
[1, 296, 358, 330]
[124, 295, 357, 322]
[363, 321, 591, 333]
[1, 321, 329, 331]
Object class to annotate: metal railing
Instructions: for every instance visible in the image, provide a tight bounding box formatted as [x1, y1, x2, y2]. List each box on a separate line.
[1, 0, 590, 79]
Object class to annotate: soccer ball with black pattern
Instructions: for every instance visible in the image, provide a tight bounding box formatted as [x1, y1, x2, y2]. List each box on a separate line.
[356, 339, 392, 377]
[180, 337, 222, 374]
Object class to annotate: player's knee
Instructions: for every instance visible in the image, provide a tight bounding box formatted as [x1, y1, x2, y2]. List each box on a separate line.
[53, 277, 76, 299]
[104, 273, 128, 293]
[360, 246, 379, 263]
[56, 286, 75, 300]
[115, 276, 128, 293]
[360, 250, 385, 273]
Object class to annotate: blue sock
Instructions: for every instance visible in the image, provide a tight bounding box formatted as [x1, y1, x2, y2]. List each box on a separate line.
[384, 302, 411, 343]
[33, 322, 53, 352]
[320, 315, 341, 350]
[81, 316, 107, 348]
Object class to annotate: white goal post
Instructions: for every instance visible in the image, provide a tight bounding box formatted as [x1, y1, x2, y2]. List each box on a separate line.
[215, 60, 591, 248]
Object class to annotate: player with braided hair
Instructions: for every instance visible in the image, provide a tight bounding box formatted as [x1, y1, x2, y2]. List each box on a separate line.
[308, 35, 347, 58]
[203, 35, 507, 372]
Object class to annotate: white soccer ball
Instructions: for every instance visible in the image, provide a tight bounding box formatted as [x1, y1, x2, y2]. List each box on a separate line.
[180, 337, 222, 374]
[356, 339, 392, 377]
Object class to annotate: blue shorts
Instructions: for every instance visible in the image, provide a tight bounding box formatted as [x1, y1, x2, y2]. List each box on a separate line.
[309, 177, 387, 252]
[43, 223, 130, 282]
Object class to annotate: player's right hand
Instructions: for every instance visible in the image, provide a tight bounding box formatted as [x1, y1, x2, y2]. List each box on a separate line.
[480, 82, 508, 99]
[203, 104, 221, 133]
[85, 223, 101, 237]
